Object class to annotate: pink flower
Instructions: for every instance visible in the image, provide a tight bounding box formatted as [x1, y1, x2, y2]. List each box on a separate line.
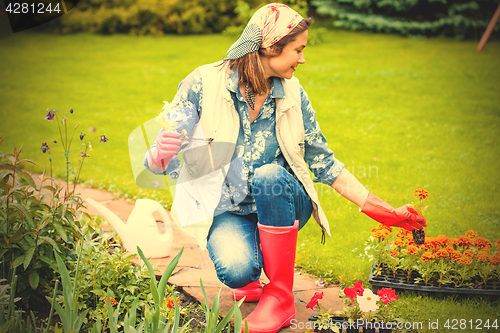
[377, 288, 399, 305]
[306, 292, 324, 310]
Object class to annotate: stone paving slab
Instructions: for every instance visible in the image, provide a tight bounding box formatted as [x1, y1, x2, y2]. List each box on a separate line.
[38, 177, 344, 332]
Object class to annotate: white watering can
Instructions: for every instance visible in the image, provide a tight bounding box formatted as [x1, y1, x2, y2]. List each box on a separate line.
[85, 198, 172, 258]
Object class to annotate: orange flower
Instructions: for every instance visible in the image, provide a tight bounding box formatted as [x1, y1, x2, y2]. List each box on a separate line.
[104, 297, 117, 306]
[435, 248, 449, 259]
[491, 252, 500, 265]
[473, 237, 493, 249]
[495, 238, 500, 250]
[165, 296, 179, 309]
[389, 250, 399, 257]
[372, 228, 391, 239]
[444, 246, 455, 254]
[371, 224, 393, 233]
[457, 235, 471, 248]
[414, 189, 429, 200]
[477, 250, 491, 262]
[463, 249, 475, 258]
[446, 237, 459, 247]
[423, 237, 436, 250]
[396, 229, 411, 240]
[458, 255, 472, 265]
[406, 245, 419, 255]
[449, 250, 462, 261]
[393, 239, 405, 247]
[434, 235, 448, 247]
[465, 230, 478, 239]
[421, 252, 435, 261]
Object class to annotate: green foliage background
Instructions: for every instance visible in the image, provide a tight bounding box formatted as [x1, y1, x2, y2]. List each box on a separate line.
[37, 0, 310, 35]
[313, 0, 500, 39]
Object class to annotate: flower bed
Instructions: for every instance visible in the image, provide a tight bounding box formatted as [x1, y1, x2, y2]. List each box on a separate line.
[364, 225, 500, 292]
[305, 283, 400, 333]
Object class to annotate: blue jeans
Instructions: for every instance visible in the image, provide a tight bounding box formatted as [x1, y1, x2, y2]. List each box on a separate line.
[206, 164, 313, 288]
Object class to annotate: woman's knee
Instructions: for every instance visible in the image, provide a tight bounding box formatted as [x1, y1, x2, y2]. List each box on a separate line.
[213, 256, 261, 288]
[252, 164, 289, 196]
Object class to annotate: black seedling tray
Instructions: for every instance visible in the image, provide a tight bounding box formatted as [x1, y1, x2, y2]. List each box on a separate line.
[368, 263, 500, 296]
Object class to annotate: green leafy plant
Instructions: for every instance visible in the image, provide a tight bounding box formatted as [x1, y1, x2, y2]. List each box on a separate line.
[0, 138, 80, 307]
[65, 223, 154, 331]
[194, 279, 245, 333]
[49, 247, 88, 333]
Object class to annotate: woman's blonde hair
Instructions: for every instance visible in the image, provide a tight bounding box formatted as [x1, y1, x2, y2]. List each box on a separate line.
[225, 18, 313, 95]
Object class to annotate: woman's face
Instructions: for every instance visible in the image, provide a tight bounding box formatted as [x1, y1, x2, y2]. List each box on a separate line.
[261, 29, 308, 80]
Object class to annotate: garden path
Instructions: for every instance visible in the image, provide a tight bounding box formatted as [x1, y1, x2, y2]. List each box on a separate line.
[74, 182, 343, 331]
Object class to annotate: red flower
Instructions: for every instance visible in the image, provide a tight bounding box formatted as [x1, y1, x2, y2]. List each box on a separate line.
[344, 281, 364, 302]
[306, 292, 324, 310]
[377, 288, 399, 305]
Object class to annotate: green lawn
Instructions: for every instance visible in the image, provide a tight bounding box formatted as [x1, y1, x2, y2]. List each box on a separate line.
[1, 29, 499, 331]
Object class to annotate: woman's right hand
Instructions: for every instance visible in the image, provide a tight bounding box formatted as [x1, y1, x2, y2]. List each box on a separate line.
[152, 130, 183, 167]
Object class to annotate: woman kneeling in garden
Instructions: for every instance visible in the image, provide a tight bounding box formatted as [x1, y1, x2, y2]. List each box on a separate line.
[144, 3, 426, 333]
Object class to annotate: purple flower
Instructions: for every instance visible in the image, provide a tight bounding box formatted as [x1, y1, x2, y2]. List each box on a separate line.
[45, 110, 55, 121]
[69, 108, 74, 114]
[81, 150, 90, 157]
[473, 284, 483, 289]
[40, 142, 50, 153]
[79, 132, 85, 140]
[100, 134, 109, 143]
[52, 140, 57, 143]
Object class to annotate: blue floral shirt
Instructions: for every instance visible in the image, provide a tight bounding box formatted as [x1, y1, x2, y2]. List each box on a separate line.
[145, 67, 345, 215]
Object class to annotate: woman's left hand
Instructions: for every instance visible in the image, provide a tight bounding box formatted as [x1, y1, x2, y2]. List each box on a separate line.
[361, 193, 427, 231]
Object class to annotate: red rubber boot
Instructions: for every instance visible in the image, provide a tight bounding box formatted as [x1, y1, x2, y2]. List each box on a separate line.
[231, 280, 263, 302]
[242, 221, 298, 333]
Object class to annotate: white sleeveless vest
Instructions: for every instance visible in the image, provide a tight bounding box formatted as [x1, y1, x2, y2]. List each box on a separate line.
[171, 62, 331, 250]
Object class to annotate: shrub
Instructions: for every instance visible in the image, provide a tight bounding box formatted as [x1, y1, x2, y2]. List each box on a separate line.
[0, 139, 81, 308]
[312, 0, 500, 39]
[41, 0, 247, 35]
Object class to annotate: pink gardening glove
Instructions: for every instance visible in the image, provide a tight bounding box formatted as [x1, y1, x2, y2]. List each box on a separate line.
[152, 131, 183, 168]
[361, 193, 427, 231]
